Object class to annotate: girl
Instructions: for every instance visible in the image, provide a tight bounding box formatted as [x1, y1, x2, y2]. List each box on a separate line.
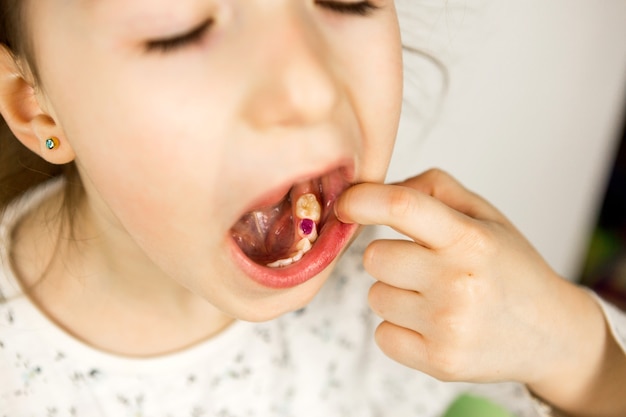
[0, 1, 624, 416]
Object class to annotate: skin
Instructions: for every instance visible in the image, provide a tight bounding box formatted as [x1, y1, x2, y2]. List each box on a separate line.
[335, 171, 626, 417]
[0, 0, 403, 353]
[0, 0, 624, 416]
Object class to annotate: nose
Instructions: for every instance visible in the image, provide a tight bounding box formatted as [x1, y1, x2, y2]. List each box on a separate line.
[241, 7, 340, 129]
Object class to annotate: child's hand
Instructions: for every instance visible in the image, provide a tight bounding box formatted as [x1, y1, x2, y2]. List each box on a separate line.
[335, 169, 604, 387]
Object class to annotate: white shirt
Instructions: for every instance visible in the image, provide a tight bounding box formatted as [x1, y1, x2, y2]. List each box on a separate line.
[1, 182, 625, 417]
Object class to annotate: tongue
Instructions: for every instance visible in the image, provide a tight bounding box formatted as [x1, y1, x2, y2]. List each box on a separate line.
[231, 180, 320, 265]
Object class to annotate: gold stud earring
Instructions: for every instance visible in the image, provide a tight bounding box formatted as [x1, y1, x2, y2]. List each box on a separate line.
[45, 137, 60, 150]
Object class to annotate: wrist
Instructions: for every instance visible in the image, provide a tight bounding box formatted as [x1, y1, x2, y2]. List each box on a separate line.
[526, 281, 608, 415]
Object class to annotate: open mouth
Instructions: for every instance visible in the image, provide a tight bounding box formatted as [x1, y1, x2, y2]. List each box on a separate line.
[229, 168, 358, 288]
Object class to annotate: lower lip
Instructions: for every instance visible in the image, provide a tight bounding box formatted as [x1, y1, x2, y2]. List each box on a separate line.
[229, 215, 359, 289]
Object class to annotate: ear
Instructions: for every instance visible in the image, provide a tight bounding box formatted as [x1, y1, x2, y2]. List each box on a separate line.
[0, 45, 75, 165]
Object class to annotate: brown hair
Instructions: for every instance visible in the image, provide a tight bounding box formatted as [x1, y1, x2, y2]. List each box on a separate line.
[0, 0, 78, 209]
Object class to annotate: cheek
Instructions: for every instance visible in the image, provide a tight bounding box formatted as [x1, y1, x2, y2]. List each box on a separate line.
[53, 65, 232, 239]
[361, 59, 404, 180]
[344, 23, 404, 182]
[57, 85, 229, 279]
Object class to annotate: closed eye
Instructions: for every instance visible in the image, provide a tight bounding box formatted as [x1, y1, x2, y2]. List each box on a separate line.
[144, 2, 376, 54]
[145, 19, 214, 54]
[315, 0, 378, 16]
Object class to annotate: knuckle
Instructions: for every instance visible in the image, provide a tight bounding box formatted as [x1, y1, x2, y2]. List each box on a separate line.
[438, 312, 471, 341]
[430, 349, 467, 382]
[387, 187, 417, 219]
[425, 310, 479, 381]
[461, 220, 497, 257]
[423, 168, 454, 188]
[449, 273, 487, 303]
[424, 167, 448, 180]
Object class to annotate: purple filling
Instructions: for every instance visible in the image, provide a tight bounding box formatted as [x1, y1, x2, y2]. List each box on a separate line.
[299, 219, 315, 236]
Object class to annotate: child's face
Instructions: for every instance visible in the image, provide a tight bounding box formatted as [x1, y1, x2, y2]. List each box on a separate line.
[30, 0, 403, 320]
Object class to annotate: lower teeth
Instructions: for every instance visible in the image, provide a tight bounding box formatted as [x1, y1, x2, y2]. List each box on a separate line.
[267, 193, 320, 268]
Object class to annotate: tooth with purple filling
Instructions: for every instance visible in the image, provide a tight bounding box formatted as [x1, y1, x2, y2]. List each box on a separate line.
[267, 193, 321, 268]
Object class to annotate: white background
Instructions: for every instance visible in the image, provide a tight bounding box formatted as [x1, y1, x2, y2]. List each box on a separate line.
[385, 0, 626, 280]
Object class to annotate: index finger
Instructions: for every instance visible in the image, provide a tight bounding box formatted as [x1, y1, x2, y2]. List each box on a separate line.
[335, 183, 468, 249]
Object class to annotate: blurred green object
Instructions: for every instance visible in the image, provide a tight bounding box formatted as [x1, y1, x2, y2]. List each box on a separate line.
[581, 228, 620, 283]
[443, 394, 516, 417]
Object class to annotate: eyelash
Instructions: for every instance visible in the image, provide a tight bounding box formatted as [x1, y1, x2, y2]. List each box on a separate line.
[145, 1, 378, 54]
[145, 19, 214, 54]
[315, 1, 378, 16]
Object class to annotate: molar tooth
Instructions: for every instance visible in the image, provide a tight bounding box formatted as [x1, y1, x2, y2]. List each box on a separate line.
[296, 193, 321, 222]
[291, 251, 304, 262]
